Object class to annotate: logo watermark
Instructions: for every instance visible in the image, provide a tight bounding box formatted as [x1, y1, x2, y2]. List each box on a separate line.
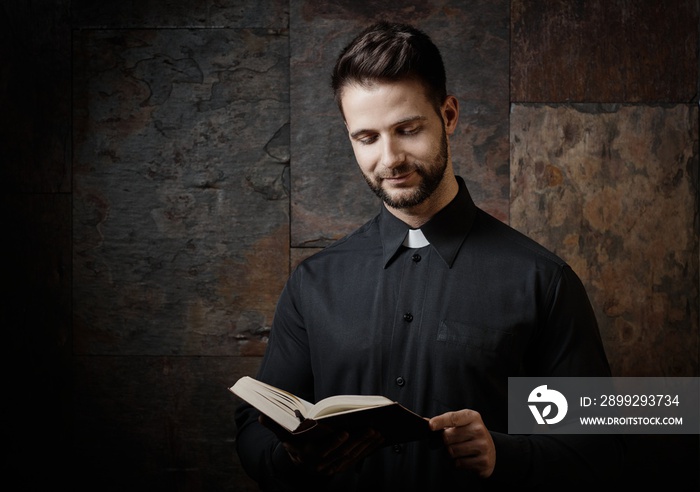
[509, 377, 699, 434]
[528, 385, 568, 425]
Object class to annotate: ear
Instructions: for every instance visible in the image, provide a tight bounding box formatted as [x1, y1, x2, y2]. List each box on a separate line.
[441, 95, 459, 136]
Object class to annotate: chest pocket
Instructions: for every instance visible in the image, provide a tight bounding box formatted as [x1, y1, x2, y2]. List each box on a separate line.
[431, 319, 521, 409]
[437, 319, 514, 356]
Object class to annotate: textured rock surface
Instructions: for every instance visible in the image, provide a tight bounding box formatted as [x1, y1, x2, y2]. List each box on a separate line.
[511, 0, 698, 102]
[511, 104, 698, 376]
[73, 29, 289, 357]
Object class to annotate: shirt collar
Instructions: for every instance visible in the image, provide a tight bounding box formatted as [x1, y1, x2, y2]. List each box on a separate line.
[379, 176, 477, 268]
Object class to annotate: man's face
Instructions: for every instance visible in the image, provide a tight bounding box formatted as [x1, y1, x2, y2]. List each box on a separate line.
[340, 78, 455, 210]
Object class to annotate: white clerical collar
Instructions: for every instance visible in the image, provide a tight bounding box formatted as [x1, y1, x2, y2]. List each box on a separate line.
[402, 228, 430, 248]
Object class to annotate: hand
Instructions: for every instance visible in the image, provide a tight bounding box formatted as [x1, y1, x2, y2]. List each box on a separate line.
[259, 415, 385, 476]
[429, 409, 496, 478]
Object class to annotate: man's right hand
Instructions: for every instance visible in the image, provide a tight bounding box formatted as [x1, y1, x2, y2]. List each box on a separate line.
[259, 415, 385, 475]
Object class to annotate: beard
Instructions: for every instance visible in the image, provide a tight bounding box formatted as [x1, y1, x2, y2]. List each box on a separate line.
[361, 127, 449, 209]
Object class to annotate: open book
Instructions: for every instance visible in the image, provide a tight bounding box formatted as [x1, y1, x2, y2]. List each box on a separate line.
[230, 376, 433, 444]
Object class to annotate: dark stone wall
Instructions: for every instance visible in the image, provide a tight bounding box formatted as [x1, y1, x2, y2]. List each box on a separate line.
[1, 1, 697, 490]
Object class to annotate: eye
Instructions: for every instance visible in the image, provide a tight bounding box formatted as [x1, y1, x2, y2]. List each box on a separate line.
[398, 125, 421, 136]
[356, 134, 378, 145]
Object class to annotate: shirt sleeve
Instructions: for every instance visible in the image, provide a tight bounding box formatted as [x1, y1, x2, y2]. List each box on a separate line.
[529, 264, 612, 377]
[234, 270, 324, 490]
[488, 264, 626, 486]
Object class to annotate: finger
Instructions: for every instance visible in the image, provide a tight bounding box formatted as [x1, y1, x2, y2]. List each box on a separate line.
[320, 429, 378, 464]
[317, 430, 350, 459]
[444, 434, 496, 478]
[342, 429, 384, 461]
[280, 427, 348, 469]
[429, 409, 480, 430]
[445, 439, 482, 459]
[442, 422, 490, 447]
[452, 452, 494, 478]
[318, 429, 384, 475]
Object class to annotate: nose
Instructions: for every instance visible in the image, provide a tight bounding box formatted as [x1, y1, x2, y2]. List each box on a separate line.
[380, 136, 405, 170]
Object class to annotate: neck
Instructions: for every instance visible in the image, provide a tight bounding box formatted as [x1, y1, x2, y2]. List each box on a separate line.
[385, 174, 459, 228]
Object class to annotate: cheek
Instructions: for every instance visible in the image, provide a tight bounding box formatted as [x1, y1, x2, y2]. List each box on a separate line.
[416, 137, 443, 162]
[352, 147, 378, 172]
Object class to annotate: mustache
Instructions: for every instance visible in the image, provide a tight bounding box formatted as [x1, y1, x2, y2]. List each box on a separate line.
[377, 164, 420, 180]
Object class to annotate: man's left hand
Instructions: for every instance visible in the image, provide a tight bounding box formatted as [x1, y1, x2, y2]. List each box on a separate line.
[429, 409, 496, 478]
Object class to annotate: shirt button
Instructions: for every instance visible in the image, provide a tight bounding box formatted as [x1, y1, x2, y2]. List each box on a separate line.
[403, 312, 413, 322]
[411, 253, 421, 262]
[395, 376, 405, 387]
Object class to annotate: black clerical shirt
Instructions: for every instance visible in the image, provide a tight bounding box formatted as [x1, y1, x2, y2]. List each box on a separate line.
[235, 176, 623, 491]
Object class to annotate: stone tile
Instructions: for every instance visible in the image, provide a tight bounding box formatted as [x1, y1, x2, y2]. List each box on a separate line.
[291, 247, 323, 270]
[0, 0, 71, 192]
[290, 0, 510, 247]
[72, 355, 261, 491]
[511, 104, 699, 376]
[72, 0, 288, 28]
[73, 29, 290, 356]
[511, 0, 699, 102]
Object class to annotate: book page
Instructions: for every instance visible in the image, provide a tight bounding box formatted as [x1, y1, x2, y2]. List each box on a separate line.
[231, 377, 310, 432]
[309, 394, 393, 419]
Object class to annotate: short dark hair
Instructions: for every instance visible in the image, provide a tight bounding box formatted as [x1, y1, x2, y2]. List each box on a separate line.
[331, 22, 447, 113]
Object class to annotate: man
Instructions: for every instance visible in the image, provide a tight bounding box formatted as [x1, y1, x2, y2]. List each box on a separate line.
[235, 22, 623, 491]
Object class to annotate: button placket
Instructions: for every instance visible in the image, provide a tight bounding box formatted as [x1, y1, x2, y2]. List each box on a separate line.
[386, 247, 428, 401]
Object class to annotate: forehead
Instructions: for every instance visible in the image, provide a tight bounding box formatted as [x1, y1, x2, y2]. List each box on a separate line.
[340, 79, 436, 129]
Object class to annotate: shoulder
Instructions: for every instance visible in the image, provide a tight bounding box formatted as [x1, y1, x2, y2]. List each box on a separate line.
[292, 215, 382, 273]
[470, 208, 567, 269]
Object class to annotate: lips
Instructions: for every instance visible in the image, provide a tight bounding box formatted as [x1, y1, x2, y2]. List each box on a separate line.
[382, 170, 417, 185]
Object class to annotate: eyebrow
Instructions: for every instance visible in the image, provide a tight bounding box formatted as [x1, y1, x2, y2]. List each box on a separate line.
[349, 115, 427, 139]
